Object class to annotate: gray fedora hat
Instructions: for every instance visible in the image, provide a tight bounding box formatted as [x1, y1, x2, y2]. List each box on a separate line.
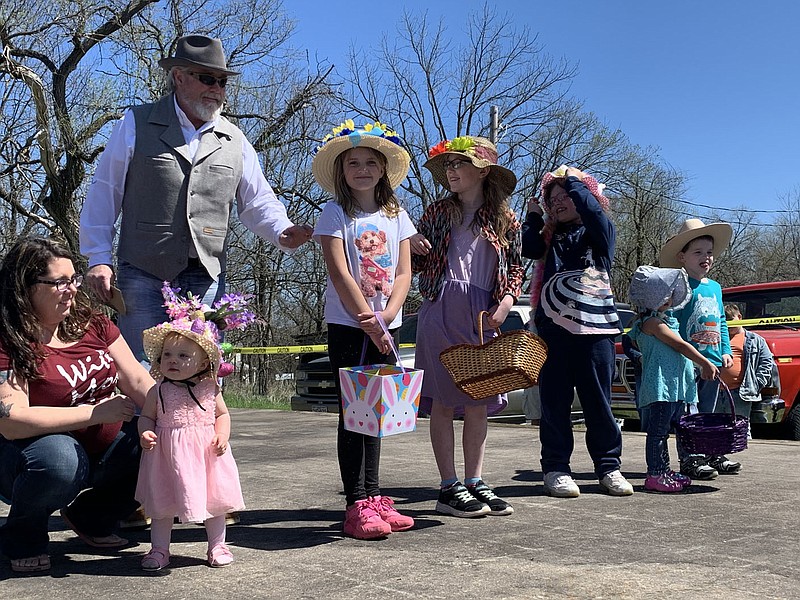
[158, 35, 240, 76]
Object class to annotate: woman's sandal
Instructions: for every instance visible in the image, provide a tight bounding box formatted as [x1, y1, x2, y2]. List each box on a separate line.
[141, 548, 170, 571]
[207, 543, 234, 567]
[59, 509, 129, 548]
[10, 554, 51, 573]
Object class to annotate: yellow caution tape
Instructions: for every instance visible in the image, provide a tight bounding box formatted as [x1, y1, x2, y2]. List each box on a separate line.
[230, 343, 416, 355]
[622, 315, 800, 334]
[730, 315, 800, 327]
[233, 316, 800, 354]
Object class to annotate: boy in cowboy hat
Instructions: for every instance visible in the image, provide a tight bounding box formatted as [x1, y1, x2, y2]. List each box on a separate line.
[660, 218, 739, 478]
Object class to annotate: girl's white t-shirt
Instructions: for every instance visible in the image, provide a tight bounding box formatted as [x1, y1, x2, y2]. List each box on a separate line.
[313, 201, 416, 329]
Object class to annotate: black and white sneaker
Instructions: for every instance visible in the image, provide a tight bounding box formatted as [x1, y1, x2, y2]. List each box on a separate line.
[466, 480, 514, 515]
[680, 457, 718, 480]
[708, 455, 741, 474]
[436, 482, 490, 518]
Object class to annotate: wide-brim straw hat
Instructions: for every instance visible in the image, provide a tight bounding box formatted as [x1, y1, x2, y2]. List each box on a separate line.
[629, 266, 691, 312]
[312, 120, 411, 194]
[659, 218, 733, 268]
[143, 320, 222, 380]
[158, 35, 240, 76]
[424, 136, 517, 197]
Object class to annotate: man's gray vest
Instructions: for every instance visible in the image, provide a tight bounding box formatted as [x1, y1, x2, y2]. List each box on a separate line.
[117, 95, 244, 281]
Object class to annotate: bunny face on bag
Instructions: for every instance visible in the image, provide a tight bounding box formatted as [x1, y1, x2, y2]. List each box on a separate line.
[342, 372, 382, 435]
[382, 373, 422, 435]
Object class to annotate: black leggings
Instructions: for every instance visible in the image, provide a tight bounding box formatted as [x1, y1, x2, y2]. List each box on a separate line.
[327, 323, 392, 506]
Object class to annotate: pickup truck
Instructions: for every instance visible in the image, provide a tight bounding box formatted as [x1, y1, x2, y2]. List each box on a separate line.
[611, 280, 800, 439]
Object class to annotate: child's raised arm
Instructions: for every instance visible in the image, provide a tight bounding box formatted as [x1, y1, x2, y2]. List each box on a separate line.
[642, 317, 720, 381]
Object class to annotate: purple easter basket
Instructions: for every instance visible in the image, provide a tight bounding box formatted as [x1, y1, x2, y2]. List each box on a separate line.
[677, 381, 748, 455]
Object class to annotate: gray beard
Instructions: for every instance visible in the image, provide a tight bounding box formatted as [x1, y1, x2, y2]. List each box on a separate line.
[193, 102, 223, 123]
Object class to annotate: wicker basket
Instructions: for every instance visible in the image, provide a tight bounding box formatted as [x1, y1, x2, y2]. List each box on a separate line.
[677, 381, 748, 455]
[439, 311, 548, 400]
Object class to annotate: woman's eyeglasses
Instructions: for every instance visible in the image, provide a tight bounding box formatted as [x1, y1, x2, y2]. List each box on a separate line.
[442, 159, 471, 171]
[37, 274, 84, 292]
[187, 71, 228, 88]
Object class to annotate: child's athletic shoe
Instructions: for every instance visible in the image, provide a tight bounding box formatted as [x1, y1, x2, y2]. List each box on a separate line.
[370, 495, 414, 531]
[436, 482, 490, 517]
[466, 480, 514, 515]
[680, 457, 718, 480]
[599, 470, 634, 496]
[141, 548, 170, 571]
[543, 471, 580, 498]
[708, 455, 741, 474]
[644, 474, 684, 493]
[668, 470, 692, 487]
[344, 499, 392, 539]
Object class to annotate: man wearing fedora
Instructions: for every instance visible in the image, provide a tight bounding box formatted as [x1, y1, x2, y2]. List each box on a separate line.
[80, 34, 313, 363]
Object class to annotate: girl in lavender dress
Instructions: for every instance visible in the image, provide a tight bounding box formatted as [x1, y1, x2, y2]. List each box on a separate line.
[411, 136, 523, 518]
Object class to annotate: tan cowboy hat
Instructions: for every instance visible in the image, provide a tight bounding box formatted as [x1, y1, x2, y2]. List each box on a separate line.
[423, 136, 517, 197]
[659, 218, 733, 268]
[312, 120, 411, 194]
[158, 35, 240, 76]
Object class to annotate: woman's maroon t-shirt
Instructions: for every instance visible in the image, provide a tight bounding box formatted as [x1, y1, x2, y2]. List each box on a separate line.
[0, 315, 122, 455]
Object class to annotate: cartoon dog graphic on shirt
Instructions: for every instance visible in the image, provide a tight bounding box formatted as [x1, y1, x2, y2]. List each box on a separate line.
[354, 224, 393, 298]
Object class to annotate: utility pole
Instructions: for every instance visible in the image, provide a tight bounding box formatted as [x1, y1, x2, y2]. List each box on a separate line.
[489, 105, 499, 144]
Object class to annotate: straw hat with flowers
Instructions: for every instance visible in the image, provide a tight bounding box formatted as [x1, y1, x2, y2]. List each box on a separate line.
[143, 283, 257, 380]
[311, 119, 410, 194]
[423, 136, 517, 197]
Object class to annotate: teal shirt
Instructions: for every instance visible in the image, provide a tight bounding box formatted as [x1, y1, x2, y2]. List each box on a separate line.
[629, 312, 698, 407]
[672, 277, 730, 367]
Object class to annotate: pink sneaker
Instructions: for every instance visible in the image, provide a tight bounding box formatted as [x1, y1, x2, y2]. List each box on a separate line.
[644, 473, 684, 493]
[344, 499, 392, 539]
[370, 495, 414, 531]
[668, 470, 692, 487]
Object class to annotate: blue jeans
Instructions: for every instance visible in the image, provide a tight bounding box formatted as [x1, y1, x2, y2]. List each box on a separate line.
[0, 419, 141, 559]
[537, 328, 621, 478]
[696, 375, 720, 413]
[641, 402, 684, 475]
[116, 260, 224, 364]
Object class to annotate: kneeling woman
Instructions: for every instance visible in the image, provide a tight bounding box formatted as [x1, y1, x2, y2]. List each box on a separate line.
[0, 237, 153, 572]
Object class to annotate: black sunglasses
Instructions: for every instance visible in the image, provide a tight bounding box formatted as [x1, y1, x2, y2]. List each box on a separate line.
[187, 71, 228, 88]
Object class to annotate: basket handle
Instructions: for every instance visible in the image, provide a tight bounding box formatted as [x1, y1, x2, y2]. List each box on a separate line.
[376, 312, 406, 372]
[477, 310, 501, 344]
[718, 379, 737, 423]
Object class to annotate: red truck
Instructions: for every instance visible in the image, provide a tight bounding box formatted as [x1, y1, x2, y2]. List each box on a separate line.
[611, 280, 800, 440]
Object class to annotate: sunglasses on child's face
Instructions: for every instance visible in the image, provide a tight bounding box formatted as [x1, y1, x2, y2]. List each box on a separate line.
[187, 71, 228, 89]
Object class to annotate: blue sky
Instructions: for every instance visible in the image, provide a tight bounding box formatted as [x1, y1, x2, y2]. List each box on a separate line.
[289, 1, 799, 221]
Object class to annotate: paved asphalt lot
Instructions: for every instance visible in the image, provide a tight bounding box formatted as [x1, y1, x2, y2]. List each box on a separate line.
[2, 409, 799, 599]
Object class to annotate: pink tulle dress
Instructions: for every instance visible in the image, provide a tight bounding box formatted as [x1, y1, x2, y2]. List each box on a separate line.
[136, 378, 245, 523]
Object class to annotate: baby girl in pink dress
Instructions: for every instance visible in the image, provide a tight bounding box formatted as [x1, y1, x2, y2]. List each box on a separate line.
[135, 283, 255, 571]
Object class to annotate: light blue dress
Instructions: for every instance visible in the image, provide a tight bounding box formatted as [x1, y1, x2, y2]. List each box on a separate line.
[628, 311, 697, 408]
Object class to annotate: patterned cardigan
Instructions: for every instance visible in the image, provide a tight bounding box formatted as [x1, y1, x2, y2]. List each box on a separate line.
[412, 200, 524, 303]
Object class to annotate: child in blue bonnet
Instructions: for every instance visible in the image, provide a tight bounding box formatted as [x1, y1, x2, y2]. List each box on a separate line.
[627, 266, 719, 492]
